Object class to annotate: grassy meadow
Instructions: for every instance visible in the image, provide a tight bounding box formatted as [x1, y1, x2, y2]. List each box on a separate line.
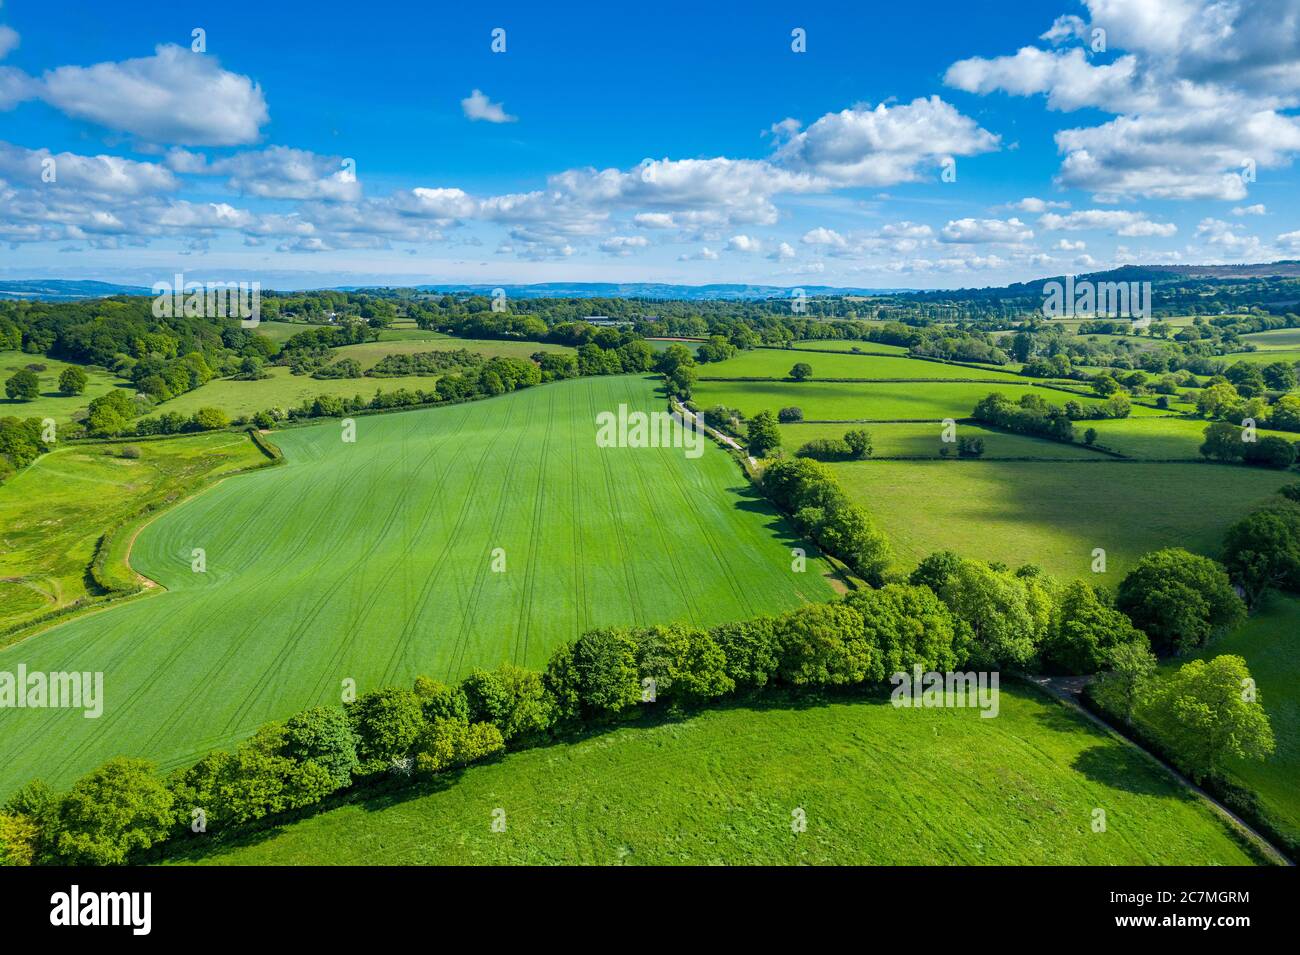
[0, 351, 129, 430]
[692, 378, 1166, 422]
[789, 339, 910, 354]
[173, 687, 1258, 866]
[330, 337, 572, 371]
[830, 459, 1290, 583]
[1085, 415, 1300, 459]
[151, 336, 575, 420]
[0, 375, 834, 795]
[706, 348, 1026, 381]
[778, 420, 1102, 459]
[0, 432, 268, 633]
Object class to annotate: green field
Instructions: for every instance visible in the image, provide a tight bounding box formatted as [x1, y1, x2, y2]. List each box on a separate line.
[153, 365, 443, 421]
[0, 352, 129, 430]
[247, 321, 310, 343]
[831, 459, 1290, 583]
[692, 379, 1166, 422]
[1165, 595, 1300, 848]
[0, 432, 268, 632]
[251, 321, 448, 344]
[153, 337, 576, 420]
[778, 421, 1101, 459]
[707, 348, 1026, 381]
[0, 375, 834, 795]
[1237, 328, 1300, 351]
[331, 337, 572, 371]
[789, 339, 910, 354]
[1226, 347, 1300, 366]
[1086, 416, 1299, 459]
[174, 687, 1257, 865]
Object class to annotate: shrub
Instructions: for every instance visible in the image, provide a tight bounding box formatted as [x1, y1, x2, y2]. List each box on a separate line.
[190, 406, 230, 431]
[283, 706, 359, 789]
[710, 617, 780, 692]
[1243, 435, 1297, 469]
[461, 665, 554, 743]
[843, 428, 872, 459]
[51, 758, 175, 865]
[413, 676, 470, 723]
[414, 718, 505, 775]
[634, 624, 733, 705]
[345, 688, 426, 774]
[795, 437, 852, 460]
[777, 406, 803, 423]
[789, 362, 813, 380]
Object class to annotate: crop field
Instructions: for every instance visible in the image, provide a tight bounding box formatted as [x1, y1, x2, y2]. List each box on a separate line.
[0, 375, 834, 795]
[706, 348, 1027, 381]
[175, 687, 1257, 866]
[830, 459, 1288, 583]
[0, 351, 129, 429]
[691, 379, 1166, 422]
[0, 432, 269, 633]
[777, 421, 1101, 459]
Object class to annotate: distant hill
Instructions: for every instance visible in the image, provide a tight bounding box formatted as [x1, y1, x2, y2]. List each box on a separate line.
[5, 263, 1300, 304]
[0, 279, 150, 301]
[396, 282, 913, 300]
[923, 261, 1300, 301]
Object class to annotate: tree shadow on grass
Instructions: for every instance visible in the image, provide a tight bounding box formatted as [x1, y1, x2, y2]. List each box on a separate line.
[1070, 743, 1192, 798]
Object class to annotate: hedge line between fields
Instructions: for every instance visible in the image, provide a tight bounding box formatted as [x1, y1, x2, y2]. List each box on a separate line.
[2, 576, 976, 865]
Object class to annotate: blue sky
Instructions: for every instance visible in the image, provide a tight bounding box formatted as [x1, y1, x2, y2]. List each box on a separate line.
[1, 0, 1298, 288]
